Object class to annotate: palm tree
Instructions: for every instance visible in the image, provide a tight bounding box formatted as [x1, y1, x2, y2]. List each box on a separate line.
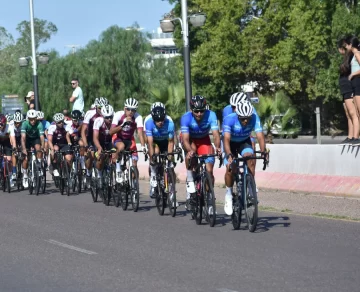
[255, 91, 301, 143]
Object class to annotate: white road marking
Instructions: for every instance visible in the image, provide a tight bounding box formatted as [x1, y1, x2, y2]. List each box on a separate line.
[46, 239, 97, 255]
[217, 289, 239, 292]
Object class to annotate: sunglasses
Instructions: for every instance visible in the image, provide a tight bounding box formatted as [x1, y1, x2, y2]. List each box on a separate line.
[239, 116, 252, 121]
[15, 122, 22, 126]
[72, 119, 78, 122]
[104, 116, 113, 120]
[193, 109, 205, 114]
[56, 120, 64, 124]
[125, 108, 136, 112]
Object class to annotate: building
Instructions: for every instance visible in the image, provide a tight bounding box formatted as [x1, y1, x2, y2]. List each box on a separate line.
[150, 28, 180, 59]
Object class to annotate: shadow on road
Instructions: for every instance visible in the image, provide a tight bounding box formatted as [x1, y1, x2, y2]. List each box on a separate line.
[215, 213, 291, 232]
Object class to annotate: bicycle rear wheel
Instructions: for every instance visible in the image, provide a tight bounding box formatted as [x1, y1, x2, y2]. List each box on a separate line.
[195, 192, 203, 225]
[155, 183, 165, 216]
[40, 161, 46, 194]
[34, 162, 41, 196]
[120, 184, 129, 210]
[130, 166, 139, 212]
[244, 173, 258, 232]
[203, 172, 216, 227]
[63, 161, 70, 196]
[167, 169, 177, 217]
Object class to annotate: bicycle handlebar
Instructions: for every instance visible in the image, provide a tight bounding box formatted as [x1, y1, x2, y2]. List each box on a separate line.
[186, 153, 223, 170]
[229, 151, 269, 171]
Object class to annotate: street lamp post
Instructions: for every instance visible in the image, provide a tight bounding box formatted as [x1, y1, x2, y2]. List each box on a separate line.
[160, 1, 206, 112]
[29, 0, 40, 111]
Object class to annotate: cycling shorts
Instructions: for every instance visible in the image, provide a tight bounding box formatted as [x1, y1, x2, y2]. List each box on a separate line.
[223, 137, 254, 166]
[180, 133, 214, 164]
[26, 138, 41, 150]
[0, 139, 12, 156]
[153, 140, 168, 153]
[113, 136, 138, 161]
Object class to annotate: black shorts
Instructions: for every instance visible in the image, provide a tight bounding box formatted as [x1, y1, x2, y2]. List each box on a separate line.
[153, 140, 168, 153]
[114, 138, 132, 150]
[26, 138, 41, 150]
[230, 137, 254, 157]
[351, 76, 360, 96]
[99, 142, 114, 152]
[0, 140, 12, 156]
[57, 144, 71, 153]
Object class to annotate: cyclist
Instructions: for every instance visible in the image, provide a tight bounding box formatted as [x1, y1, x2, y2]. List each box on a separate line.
[180, 95, 221, 207]
[222, 92, 259, 176]
[110, 98, 146, 183]
[48, 113, 72, 177]
[143, 102, 180, 149]
[222, 100, 266, 215]
[66, 110, 85, 170]
[37, 111, 50, 165]
[21, 110, 45, 188]
[145, 105, 175, 198]
[9, 112, 24, 181]
[93, 105, 115, 187]
[81, 97, 108, 184]
[0, 114, 15, 186]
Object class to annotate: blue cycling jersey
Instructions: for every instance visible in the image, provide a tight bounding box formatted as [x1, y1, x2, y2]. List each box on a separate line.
[145, 117, 174, 141]
[41, 120, 50, 131]
[222, 112, 262, 142]
[180, 110, 219, 139]
[222, 105, 259, 122]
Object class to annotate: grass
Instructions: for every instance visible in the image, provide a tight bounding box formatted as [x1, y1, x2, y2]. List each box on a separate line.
[311, 213, 360, 222]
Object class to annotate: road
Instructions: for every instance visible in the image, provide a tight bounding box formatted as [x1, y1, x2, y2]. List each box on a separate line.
[0, 180, 359, 292]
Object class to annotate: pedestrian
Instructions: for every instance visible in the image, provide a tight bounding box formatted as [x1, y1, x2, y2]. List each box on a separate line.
[338, 37, 359, 145]
[24, 90, 42, 110]
[346, 36, 360, 145]
[69, 78, 84, 112]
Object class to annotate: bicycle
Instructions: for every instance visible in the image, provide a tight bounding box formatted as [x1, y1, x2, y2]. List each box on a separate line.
[27, 149, 46, 196]
[96, 149, 116, 206]
[14, 148, 25, 191]
[70, 145, 85, 195]
[53, 149, 72, 196]
[114, 150, 141, 212]
[151, 150, 183, 217]
[0, 145, 12, 193]
[187, 154, 222, 227]
[230, 151, 268, 232]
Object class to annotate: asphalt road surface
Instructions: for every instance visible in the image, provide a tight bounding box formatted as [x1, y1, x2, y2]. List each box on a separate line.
[0, 180, 359, 292]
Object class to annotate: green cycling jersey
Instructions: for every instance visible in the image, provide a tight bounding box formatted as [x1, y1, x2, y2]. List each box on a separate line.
[21, 120, 44, 139]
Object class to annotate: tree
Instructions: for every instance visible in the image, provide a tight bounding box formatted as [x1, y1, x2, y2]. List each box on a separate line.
[16, 18, 57, 52]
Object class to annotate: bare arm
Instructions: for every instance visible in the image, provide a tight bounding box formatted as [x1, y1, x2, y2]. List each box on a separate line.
[212, 129, 221, 149]
[93, 130, 102, 153]
[21, 133, 26, 153]
[109, 124, 122, 136]
[40, 135, 45, 149]
[66, 132, 72, 145]
[255, 132, 266, 153]
[81, 124, 88, 146]
[48, 135, 54, 151]
[182, 133, 192, 153]
[137, 128, 145, 148]
[223, 133, 232, 157]
[147, 136, 154, 158]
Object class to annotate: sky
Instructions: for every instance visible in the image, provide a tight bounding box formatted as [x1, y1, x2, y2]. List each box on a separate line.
[1, 0, 174, 55]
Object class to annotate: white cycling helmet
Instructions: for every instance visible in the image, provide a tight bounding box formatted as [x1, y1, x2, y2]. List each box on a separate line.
[96, 97, 108, 108]
[235, 100, 254, 117]
[37, 111, 45, 119]
[124, 98, 138, 109]
[101, 105, 114, 117]
[53, 113, 65, 123]
[151, 102, 165, 111]
[13, 112, 24, 123]
[230, 92, 249, 106]
[5, 113, 13, 122]
[27, 110, 38, 119]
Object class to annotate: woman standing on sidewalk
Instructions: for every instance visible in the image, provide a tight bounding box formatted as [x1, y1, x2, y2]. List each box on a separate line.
[338, 38, 358, 145]
[346, 36, 360, 145]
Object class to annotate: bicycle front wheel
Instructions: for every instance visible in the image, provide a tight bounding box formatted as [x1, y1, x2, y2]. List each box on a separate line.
[203, 172, 216, 227]
[130, 166, 139, 212]
[63, 161, 70, 196]
[231, 182, 242, 230]
[155, 183, 165, 216]
[167, 169, 177, 217]
[244, 173, 258, 232]
[5, 162, 11, 194]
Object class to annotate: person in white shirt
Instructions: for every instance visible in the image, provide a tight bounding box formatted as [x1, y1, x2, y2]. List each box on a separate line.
[69, 78, 84, 112]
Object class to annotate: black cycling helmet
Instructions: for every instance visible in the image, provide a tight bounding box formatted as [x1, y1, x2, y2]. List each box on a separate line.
[71, 110, 82, 120]
[151, 106, 166, 122]
[190, 95, 207, 110]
